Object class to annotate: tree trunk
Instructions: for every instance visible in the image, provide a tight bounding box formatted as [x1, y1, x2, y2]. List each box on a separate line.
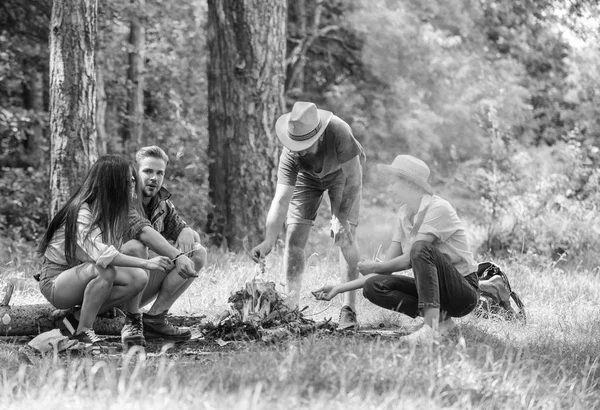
[207, 0, 287, 251]
[124, 0, 145, 153]
[49, 0, 98, 217]
[0, 305, 203, 336]
[96, 34, 108, 155]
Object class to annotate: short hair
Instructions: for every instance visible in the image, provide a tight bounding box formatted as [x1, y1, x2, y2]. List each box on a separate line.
[135, 145, 169, 165]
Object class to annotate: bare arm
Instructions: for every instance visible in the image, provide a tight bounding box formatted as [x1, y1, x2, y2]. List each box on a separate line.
[110, 253, 172, 272]
[251, 183, 295, 261]
[313, 273, 380, 301]
[139, 226, 179, 259]
[263, 183, 295, 246]
[359, 233, 437, 275]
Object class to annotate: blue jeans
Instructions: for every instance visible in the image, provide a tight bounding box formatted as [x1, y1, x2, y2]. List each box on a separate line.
[363, 241, 480, 318]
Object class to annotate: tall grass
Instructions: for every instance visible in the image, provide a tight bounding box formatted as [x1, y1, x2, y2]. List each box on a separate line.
[1, 196, 599, 409]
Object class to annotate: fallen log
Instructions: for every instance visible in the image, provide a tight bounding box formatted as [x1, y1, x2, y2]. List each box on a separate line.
[0, 283, 205, 336]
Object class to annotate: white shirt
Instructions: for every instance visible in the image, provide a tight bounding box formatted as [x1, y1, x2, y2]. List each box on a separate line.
[43, 203, 120, 268]
[392, 194, 477, 276]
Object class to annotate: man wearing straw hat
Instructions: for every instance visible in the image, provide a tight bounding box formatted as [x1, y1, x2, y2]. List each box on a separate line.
[313, 155, 480, 344]
[252, 101, 365, 330]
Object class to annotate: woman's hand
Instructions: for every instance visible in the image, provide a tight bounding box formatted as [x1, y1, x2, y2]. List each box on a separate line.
[145, 256, 174, 272]
[312, 285, 339, 301]
[358, 260, 378, 275]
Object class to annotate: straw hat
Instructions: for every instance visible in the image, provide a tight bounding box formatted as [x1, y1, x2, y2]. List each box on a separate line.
[377, 155, 433, 194]
[275, 102, 333, 151]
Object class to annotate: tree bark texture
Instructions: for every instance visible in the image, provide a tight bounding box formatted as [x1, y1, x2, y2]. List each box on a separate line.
[49, 0, 98, 217]
[207, 0, 287, 251]
[124, 0, 145, 153]
[0, 303, 203, 336]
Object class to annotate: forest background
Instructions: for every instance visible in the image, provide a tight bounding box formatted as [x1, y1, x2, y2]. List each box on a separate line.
[1, 0, 600, 270]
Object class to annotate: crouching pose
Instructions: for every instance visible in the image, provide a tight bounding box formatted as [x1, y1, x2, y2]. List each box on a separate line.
[37, 155, 173, 353]
[122, 146, 207, 341]
[314, 155, 480, 345]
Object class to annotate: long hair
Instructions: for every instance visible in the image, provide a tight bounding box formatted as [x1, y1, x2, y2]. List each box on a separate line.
[38, 155, 135, 265]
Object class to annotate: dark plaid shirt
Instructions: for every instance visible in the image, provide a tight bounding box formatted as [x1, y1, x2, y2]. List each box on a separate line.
[127, 187, 188, 242]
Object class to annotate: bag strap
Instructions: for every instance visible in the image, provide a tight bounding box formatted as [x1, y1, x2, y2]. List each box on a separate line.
[410, 204, 431, 238]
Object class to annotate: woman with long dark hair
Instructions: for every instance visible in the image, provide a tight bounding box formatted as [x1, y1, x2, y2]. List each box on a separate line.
[38, 155, 172, 353]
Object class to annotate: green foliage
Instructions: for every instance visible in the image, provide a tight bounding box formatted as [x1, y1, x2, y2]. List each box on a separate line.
[0, 167, 49, 242]
[462, 110, 600, 267]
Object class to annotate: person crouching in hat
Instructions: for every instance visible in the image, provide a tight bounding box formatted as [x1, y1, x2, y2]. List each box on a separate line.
[313, 155, 480, 345]
[251, 102, 365, 330]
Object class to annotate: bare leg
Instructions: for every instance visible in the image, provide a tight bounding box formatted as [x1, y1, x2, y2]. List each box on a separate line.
[339, 225, 359, 310]
[51, 263, 147, 333]
[283, 223, 311, 308]
[143, 243, 206, 314]
[423, 307, 440, 331]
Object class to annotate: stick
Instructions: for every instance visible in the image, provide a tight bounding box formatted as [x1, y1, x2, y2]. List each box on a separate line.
[1, 283, 15, 307]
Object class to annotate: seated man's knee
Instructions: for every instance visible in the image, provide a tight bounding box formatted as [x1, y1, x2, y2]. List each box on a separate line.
[121, 239, 148, 259]
[192, 245, 207, 270]
[131, 268, 149, 292]
[410, 240, 434, 261]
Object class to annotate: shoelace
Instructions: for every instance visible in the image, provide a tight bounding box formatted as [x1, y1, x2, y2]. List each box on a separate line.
[83, 329, 101, 344]
[131, 317, 144, 335]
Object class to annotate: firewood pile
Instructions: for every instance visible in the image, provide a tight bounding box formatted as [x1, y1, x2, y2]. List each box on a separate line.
[201, 279, 335, 343]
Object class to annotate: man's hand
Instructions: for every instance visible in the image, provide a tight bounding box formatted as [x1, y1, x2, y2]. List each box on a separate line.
[175, 254, 197, 279]
[251, 241, 273, 263]
[358, 260, 378, 275]
[330, 216, 353, 246]
[312, 285, 339, 301]
[176, 227, 196, 253]
[145, 256, 174, 272]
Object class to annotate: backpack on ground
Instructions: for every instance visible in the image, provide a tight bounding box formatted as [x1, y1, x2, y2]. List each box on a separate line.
[474, 262, 526, 324]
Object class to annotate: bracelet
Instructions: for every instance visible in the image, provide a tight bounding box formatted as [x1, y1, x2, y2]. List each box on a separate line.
[173, 252, 185, 261]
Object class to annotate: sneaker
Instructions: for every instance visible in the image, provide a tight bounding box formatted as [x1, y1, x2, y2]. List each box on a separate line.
[61, 308, 81, 336]
[403, 325, 439, 347]
[338, 305, 359, 331]
[143, 311, 191, 340]
[121, 312, 146, 349]
[69, 328, 104, 355]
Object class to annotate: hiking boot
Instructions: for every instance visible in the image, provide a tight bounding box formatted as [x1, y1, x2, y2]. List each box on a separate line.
[61, 307, 81, 336]
[338, 305, 359, 331]
[143, 311, 191, 340]
[69, 329, 105, 355]
[121, 312, 146, 349]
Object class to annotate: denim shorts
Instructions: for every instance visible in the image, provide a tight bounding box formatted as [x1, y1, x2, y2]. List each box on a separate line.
[38, 258, 70, 306]
[287, 169, 361, 226]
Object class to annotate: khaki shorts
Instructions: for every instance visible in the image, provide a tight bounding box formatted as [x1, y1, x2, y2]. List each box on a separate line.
[287, 169, 361, 226]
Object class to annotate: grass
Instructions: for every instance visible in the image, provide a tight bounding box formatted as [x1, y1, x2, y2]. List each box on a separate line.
[1, 199, 599, 409]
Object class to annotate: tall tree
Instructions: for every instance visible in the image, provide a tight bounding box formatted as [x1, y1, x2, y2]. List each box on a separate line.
[207, 0, 287, 250]
[124, 0, 146, 152]
[49, 0, 98, 217]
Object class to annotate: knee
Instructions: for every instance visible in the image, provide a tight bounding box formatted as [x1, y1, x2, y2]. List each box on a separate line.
[286, 226, 309, 250]
[362, 276, 379, 301]
[95, 265, 117, 285]
[131, 269, 149, 293]
[192, 245, 207, 270]
[121, 239, 148, 259]
[410, 240, 434, 261]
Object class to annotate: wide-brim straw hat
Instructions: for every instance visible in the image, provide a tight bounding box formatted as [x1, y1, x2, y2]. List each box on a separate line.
[276, 102, 333, 151]
[377, 155, 433, 194]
